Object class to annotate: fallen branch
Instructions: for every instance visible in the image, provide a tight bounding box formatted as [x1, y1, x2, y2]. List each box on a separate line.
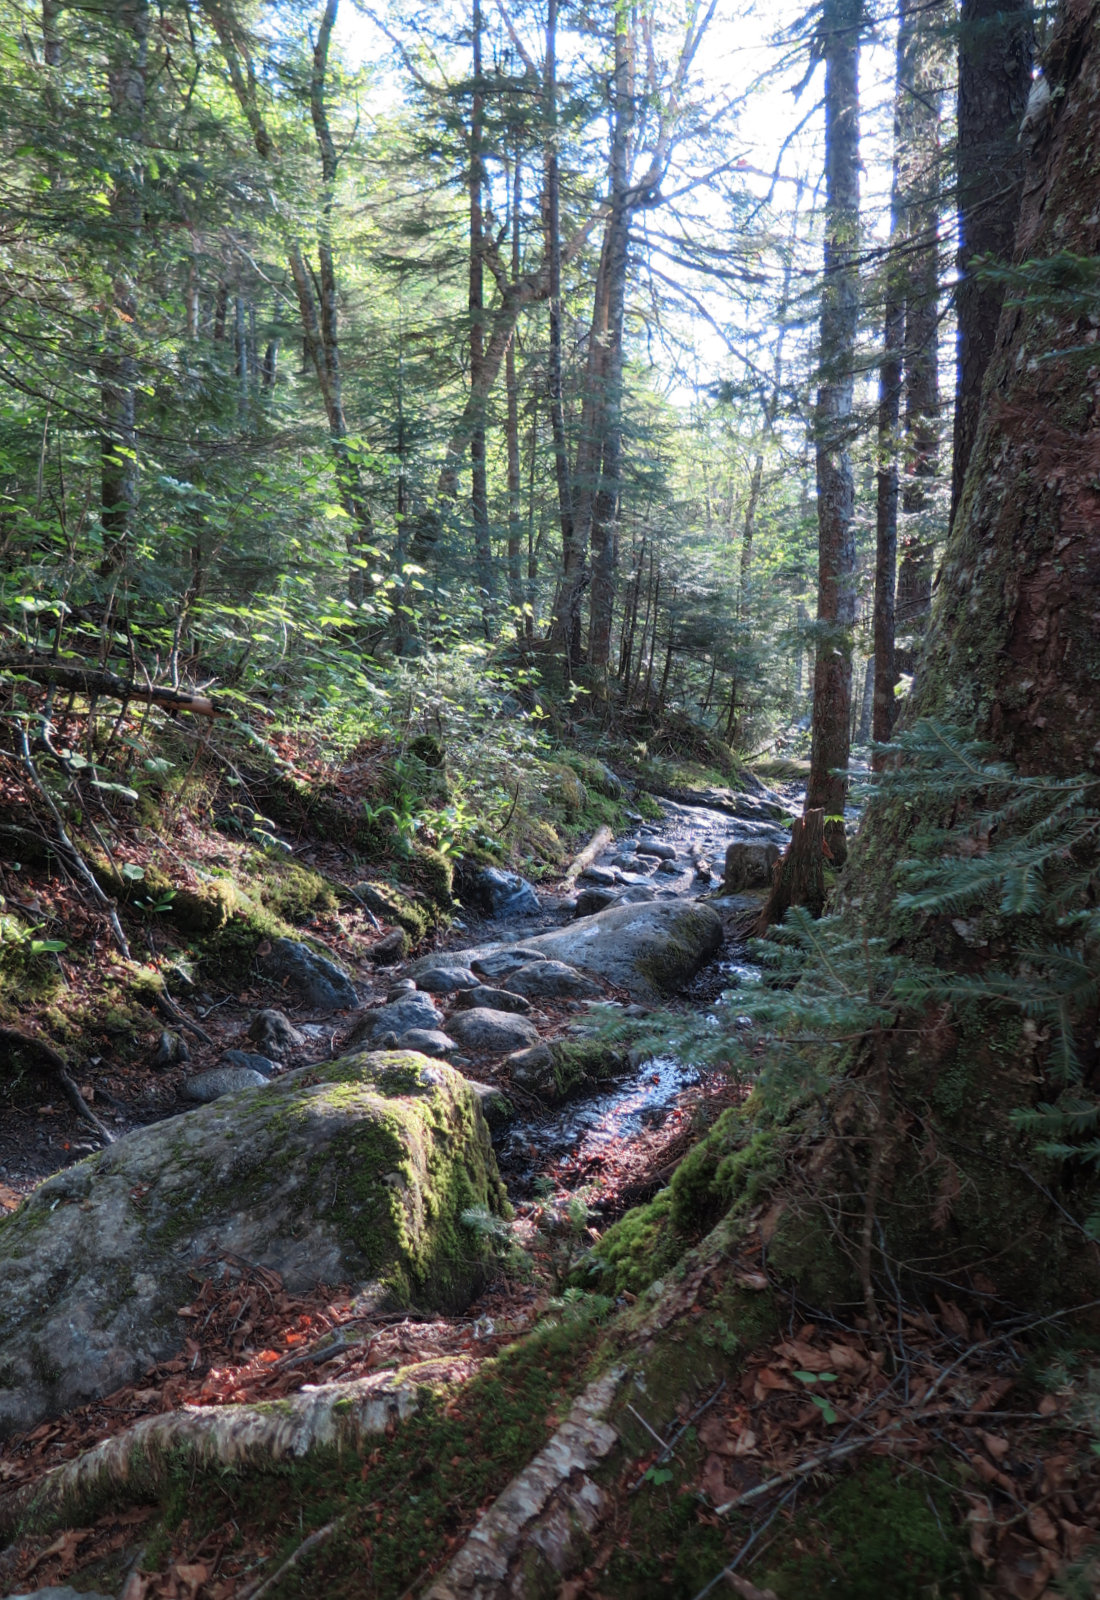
[238, 1519, 340, 1600]
[0, 1026, 113, 1144]
[0, 1375, 419, 1541]
[563, 824, 614, 884]
[1, 656, 218, 717]
[155, 991, 214, 1046]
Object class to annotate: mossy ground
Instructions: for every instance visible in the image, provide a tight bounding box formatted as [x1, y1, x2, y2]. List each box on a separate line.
[120, 1317, 602, 1600]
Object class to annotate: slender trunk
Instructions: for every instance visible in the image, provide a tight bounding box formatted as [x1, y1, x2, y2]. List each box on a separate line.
[950, 0, 1032, 528]
[469, 0, 494, 636]
[872, 1, 910, 756]
[806, 0, 861, 866]
[99, 0, 149, 576]
[545, 0, 581, 668]
[526, 399, 539, 640]
[741, 234, 795, 611]
[895, 0, 946, 644]
[504, 158, 524, 633]
[587, 13, 633, 677]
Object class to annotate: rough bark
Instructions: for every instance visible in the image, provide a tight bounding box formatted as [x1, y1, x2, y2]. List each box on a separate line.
[756, 808, 827, 932]
[950, 0, 1032, 529]
[805, 0, 861, 865]
[913, 0, 1100, 774]
[469, 0, 495, 636]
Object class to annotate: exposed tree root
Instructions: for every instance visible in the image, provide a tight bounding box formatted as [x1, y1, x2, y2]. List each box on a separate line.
[0, 1026, 113, 1144]
[755, 806, 825, 932]
[0, 1375, 418, 1543]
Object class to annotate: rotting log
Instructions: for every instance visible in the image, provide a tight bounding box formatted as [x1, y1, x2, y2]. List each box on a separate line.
[563, 824, 613, 884]
[0, 656, 218, 716]
[755, 807, 826, 932]
[0, 1376, 418, 1540]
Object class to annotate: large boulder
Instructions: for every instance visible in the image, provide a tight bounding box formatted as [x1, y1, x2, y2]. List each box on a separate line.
[0, 1052, 507, 1437]
[258, 938, 358, 1010]
[471, 867, 540, 919]
[722, 839, 781, 893]
[411, 900, 722, 1001]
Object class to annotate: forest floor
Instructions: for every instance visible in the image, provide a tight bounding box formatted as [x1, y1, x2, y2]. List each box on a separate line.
[2, 767, 1098, 1598]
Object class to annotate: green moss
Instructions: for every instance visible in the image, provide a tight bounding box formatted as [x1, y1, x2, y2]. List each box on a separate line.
[409, 843, 454, 909]
[544, 762, 587, 820]
[587, 1111, 780, 1295]
[245, 852, 338, 923]
[549, 1039, 629, 1098]
[635, 792, 664, 820]
[407, 733, 444, 768]
[354, 880, 431, 941]
[758, 1460, 978, 1599]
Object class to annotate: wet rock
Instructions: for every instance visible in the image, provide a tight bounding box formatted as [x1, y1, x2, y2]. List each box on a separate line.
[346, 994, 441, 1047]
[258, 938, 358, 1011]
[575, 886, 621, 917]
[496, 902, 722, 1000]
[220, 1049, 278, 1076]
[416, 966, 481, 994]
[656, 860, 680, 876]
[504, 1038, 629, 1103]
[396, 1028, 458, 1058]
[181, 1066, 269, 1102]
[0, 1052, 507, 1437]
[617, 866, 657, 884]
[609, 852, 638, 870]
[636, 841, 676, 861]
[152, 1030, 189, 1069]
[446, 1009, 541, 1054]
[578, 865, 618, 887]
[503, 960, 603, 999]
[619, 885, 657, 904]
[369, 929, 407, 965]
[247, 1009, 306, 1059]
[455, 986, 532, 1015]
[472, 867, 541, 918]
[722, 839, 781, 892]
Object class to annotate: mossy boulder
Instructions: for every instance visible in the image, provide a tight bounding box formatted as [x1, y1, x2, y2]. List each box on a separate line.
[544, 763, 587, 820]
[0, 1051, 508, 1437]
[245, 852, 338, 922]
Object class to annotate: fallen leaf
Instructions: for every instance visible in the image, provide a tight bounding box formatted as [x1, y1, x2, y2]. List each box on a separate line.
[981, 1431, 1010, 1460]
[934, 1296, 969, 1338]
[1026, 1505, 1059, 1547]
[702, 1452, 731, 1504]
[0, 1183, 22, 1212]
[753, 1366, 793, 1396]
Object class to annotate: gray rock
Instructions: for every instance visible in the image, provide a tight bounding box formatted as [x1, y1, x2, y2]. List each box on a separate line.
[473, 867, 541, 919]
[504, 960, 603, 999]
[619, 885, 657, 904]
[258, 938, 358, 1011]
[8, 1590, 113, 1600]
[575, 886, 621, 917]
[369, 929, 407, 965]
[346, 994, 442, 1048]
[609, 853, 638, 870]
[636, 840, 676, 861]
[446, 1009, 541, 1054]
[464, 1079, 515, 1128]
[617, 867, 657, 884]
[505, 1041, 555, 1093]
[0, 1052, 506, 1437]
[248, 1008, 306, 1059]
[416, 966, 482, 994]
[152, 1029, 189, 1069]
[396, 1028, 458, 1058]
[656, 860, 681, 876]
[722, 839, 781, 892]
[220, 1049, 278, 1077]
[387, 979, 418, 999]
[182, 1066, 269, 1102]
[412, 901, 722, 1001]
[470, 950, 543, 980]
[455, 985, 532, 1015]
[578, 865, 619, 887]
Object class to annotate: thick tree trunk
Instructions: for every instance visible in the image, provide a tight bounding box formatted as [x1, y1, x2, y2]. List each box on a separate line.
[950, 0, 1032, 529]
[805, 0, 861, 865]
[913, 0, 1100, 773]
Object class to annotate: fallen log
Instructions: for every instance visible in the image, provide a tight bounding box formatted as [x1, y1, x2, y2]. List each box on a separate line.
[0, 656, 218, 717]
[0, 1375, 418, 1540]
[563, 824, 613, 884]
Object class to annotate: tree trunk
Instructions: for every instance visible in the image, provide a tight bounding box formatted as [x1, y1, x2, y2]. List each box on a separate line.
[587, 13, 632, 678]
[805, 0, 861, 865]
[895, 0, 946, 642]
[756, 808, 826, 932]
[469, 0, 495, 637]
[950, 0, 1032, 529]
[504, 159, 524, 636]
[99, 0, 149, 576]
[871, 1, 910, 754]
